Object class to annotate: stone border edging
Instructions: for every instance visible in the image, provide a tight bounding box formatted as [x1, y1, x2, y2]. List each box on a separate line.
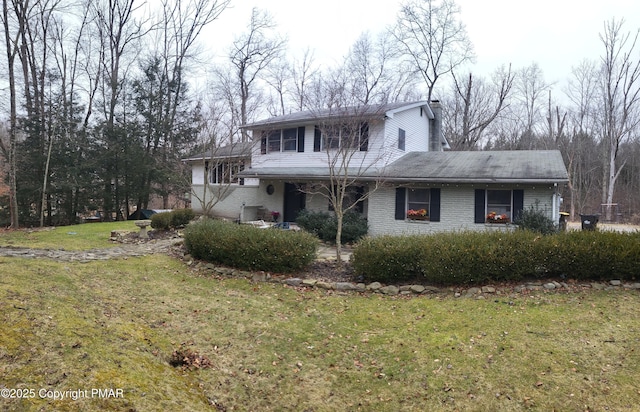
[189, 261, 640, 297]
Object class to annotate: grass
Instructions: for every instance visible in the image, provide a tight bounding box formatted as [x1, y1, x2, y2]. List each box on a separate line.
[0, 222, 137, 250]
[1, 254, 639, 411]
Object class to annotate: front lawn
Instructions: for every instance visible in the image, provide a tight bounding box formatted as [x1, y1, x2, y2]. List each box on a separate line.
[0, 222, 137, 250]
[1, 255, 639, 411]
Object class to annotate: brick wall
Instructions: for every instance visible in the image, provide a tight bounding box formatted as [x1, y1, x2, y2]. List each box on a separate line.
[368, 184, 557, 236]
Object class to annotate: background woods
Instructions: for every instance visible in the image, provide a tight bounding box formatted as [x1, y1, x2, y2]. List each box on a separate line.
[0, 0, 639, 227]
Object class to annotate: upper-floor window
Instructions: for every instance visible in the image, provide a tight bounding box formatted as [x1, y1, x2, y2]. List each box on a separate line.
[322, 126, 341, 150]
[267, 131, 281, 152]
[265, 128, 299, 153]
[398, 128, 406, 151]
[261, 127, 305, 154]
[314, 122, 369, 152]
[282, 128, 298, 151]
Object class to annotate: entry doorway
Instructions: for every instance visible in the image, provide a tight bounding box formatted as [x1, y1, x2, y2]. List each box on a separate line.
[283, 183, 306, 222]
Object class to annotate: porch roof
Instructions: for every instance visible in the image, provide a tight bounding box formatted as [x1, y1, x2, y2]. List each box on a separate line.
[237, 150, 569, 184]
[382, 150, 569, 184]
[182, 142, 254, 163]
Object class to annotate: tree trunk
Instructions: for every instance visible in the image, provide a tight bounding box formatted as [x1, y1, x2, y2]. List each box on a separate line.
[40, 135, 54, 226]
[2, 0, 19, 228]
[335, 211, 343, 265]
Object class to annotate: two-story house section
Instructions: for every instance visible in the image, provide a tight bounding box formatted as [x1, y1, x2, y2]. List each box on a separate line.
[247, 101, 447, 170]
[185, 101, 569, 235]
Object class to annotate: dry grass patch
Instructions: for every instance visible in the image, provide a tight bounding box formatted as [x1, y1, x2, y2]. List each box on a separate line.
[0, 255, 639, 411]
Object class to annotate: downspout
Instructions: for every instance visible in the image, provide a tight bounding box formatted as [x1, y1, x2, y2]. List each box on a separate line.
[552, 183, 558, 223]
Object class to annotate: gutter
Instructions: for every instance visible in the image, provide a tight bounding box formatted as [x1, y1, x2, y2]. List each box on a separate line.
[237, 171, 568, 185]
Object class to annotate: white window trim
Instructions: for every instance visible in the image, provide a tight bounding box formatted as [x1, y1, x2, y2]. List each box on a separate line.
[208, 160, 245, 185]
[320, 123, 367, 151]
[485, 189, 513, 222]
[267, 128, 299, 153]
[406, 188, 430, 221]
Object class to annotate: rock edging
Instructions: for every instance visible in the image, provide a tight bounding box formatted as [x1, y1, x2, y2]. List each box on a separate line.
[187, 259, 640, 297]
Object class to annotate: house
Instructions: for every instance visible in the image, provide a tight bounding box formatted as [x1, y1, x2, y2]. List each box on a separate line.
[184, 101, 569, 235]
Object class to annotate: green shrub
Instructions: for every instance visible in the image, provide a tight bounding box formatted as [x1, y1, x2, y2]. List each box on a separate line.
[151, 212, 173, 230]
[514, 201, 558, 235]
[296, 210, 330, 237]
[546, 231, 640, 280]
[352, 235, 426, 284]
[353, 230, 640, 285]
[184, 219, 318, 273]
[296, 209, 368, 244]
[171, 208, 196, 227]
[150, 209, 195, 230]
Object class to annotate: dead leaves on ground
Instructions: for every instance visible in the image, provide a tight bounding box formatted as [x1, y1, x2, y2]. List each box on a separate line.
[169, 343, 213, 370]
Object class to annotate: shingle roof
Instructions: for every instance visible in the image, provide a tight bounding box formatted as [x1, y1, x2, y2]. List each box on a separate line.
[237, 150, 569, 184]
[182, 142, 254, 162]
[242, 101, 433, 129]
[383, 150, 568, 183]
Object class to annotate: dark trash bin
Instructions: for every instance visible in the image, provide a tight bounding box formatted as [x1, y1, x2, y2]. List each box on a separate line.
[579, 214, 599, 231]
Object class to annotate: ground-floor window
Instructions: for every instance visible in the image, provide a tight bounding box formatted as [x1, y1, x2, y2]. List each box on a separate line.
[486, 189, 512, 222]
[208, 160, 245, 185]
[406, 188, 430, 220]
[395, 187, 441, 222]
[475, 188, 524, 224]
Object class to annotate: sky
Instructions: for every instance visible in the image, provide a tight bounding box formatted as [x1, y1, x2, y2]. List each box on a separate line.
[203, 0, 640, 95]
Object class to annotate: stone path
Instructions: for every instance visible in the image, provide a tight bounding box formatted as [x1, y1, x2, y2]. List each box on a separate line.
[0, 239, 345, 263]
[0, 238, 182, 262]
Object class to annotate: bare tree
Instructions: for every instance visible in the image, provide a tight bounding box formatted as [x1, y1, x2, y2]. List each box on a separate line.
[488, 63, 550, 150]
[304, 105, 389, 264]
[209, 67, 244, 143]
[444, 64, 514, 150]
[392, 0, 474, 100]
[229, 7, 286, 141]
[265, 59, 290, 116]
[344, 31, 410, 104]
[598, 19, 640, 221]
[130, 0, 230, 213]
[47, 3, 99, 224]
[562, 60, 602, 219]
[514, 63, 550, 147]
[27, 0, 63, 227]
[92, 0, 147, 220]
[291, 48, 318, 111]
[0, 0, 22, 227]
[192, 146, 251, 218]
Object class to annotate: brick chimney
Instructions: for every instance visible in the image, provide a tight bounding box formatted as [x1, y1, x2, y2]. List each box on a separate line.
[429, 100, 442, 151]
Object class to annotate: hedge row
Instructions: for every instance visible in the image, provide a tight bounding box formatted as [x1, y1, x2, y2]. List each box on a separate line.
[151, 209, 196, 230]
[183, 218, 318, 273]
[295, 210, 368, 244]
[352, 230, 640, 285]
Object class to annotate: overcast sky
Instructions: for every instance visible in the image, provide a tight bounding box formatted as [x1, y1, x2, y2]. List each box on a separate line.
[203, 0, 640, 94]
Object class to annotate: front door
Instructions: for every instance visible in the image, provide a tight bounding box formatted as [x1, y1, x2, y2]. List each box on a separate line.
[283, 183, 306, 222]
